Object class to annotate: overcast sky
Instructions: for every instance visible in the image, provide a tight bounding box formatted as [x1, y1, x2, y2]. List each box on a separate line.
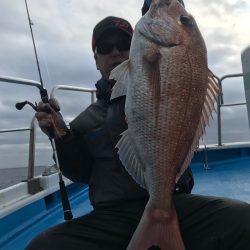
[0, 0, 250, 169]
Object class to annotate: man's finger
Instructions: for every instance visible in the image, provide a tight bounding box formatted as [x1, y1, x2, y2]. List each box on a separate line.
[37, 102, 58, 116]
[35, 111, 52, 121]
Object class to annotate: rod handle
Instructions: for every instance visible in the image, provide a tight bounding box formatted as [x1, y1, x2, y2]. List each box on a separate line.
[40, 88, 49, 103]
[59, 178, 73, 220]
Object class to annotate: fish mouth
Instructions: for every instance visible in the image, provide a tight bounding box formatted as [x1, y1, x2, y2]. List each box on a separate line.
[138, 17, 180, 48]
[140, 14, 195, 48]
[139, 28, 179, 49]
[166, 43, 178, 48]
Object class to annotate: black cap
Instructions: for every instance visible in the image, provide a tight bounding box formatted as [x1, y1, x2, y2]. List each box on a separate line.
[142, 0, 185, 15]
[92, 16, 133, 52]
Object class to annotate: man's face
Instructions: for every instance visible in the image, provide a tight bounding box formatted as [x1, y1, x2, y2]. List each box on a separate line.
[94, 30, 131, 79]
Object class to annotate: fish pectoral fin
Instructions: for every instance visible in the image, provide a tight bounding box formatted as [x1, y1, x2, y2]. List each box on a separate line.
[201, 70, 219, 129]
[110, 59, 130, 100]
[116, 130, 147, 189]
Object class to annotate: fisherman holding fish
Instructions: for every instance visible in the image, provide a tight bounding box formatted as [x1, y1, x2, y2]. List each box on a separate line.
[27, 0, 250, 249]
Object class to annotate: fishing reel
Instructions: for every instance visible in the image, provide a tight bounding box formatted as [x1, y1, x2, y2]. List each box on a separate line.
[15, 98, 60, 113]
[15, 100, 38, 112]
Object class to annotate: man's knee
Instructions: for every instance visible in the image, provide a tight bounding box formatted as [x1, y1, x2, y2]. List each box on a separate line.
[25, 231, 51, 250]
[25, 223, 67, 250]
[226, 200, 250, 225]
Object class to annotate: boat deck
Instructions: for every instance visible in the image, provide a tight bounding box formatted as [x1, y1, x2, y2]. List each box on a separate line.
[192, 158, 250, 203]
[1, 143, 250, 250]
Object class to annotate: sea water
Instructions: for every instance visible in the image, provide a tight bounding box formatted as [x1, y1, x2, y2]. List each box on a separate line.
[0, 166, 45, 190]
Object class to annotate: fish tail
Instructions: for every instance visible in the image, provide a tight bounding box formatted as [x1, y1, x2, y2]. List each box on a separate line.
[127, 206, 185, 250]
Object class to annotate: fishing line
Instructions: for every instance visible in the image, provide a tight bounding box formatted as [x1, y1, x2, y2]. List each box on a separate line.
[24, 0, 44, 88]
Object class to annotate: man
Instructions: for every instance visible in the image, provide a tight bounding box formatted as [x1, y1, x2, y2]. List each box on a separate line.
[26, 16, 152, 250]
[27, 11, 250, 250]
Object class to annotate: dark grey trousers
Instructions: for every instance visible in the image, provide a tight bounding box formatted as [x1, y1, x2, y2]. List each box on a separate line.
[25, 194, 250, 250]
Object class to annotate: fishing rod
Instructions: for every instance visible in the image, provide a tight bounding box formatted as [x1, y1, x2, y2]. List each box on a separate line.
[16, 0, 73, 221]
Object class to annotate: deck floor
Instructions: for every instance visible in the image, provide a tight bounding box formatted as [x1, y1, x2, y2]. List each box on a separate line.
[1, 157, 250, 250]
[191, 158, 250, 203]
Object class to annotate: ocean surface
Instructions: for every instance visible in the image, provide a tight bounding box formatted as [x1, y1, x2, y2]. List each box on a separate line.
[0, 166, 45, 190]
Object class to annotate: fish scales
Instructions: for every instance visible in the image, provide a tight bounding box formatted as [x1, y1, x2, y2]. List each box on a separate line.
[110, 0, 219, 249]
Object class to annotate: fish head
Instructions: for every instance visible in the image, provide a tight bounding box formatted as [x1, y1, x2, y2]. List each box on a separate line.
[132, 0, 207, 63]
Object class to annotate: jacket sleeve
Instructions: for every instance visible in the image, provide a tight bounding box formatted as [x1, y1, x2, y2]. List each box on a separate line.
[55, 130, 92, 183]
[54, 100, 107, 183]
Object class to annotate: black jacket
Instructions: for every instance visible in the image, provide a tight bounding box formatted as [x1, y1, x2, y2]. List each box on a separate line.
[56, 91, 194, 208]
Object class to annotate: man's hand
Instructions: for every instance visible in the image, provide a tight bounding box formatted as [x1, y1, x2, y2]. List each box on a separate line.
[35, 99, 68, 140]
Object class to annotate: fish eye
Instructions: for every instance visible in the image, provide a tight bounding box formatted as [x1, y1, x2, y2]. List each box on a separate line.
[180, 15, 194, 27]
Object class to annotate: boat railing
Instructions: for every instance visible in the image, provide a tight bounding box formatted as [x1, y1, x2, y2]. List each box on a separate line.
[216, 73, 246, 146]
[0, 117, 38, 193]
[0, 75, 42, 90]
[0, 73, 249, 190]
[0, 75, 95, 193]
[50, 85, 96, 103]
[0, 75, 42, 192]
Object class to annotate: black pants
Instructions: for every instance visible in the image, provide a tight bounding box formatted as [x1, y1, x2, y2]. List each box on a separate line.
[25, 194, 250, 250]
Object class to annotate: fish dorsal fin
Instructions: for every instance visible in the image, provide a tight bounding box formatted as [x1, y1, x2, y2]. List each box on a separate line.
[116, 130, 147, 189]
[176, 69, 220, 180]
[110, 59, 130, 100]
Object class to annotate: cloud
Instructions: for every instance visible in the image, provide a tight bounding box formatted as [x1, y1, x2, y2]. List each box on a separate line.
[0, 0, 250, 169]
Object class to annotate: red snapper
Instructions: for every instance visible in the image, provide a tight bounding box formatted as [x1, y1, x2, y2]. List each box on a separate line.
[111, 0, 219, 249]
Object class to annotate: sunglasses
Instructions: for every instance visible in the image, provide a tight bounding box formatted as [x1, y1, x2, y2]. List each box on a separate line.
[95, 38, 131, 55]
